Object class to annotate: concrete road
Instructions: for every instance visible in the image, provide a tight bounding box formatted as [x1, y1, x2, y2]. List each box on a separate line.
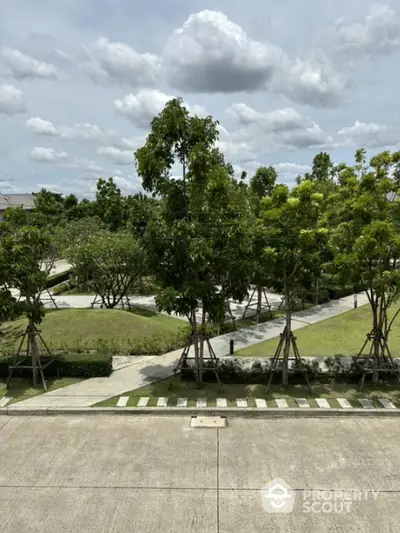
[0, 416, 398, 532]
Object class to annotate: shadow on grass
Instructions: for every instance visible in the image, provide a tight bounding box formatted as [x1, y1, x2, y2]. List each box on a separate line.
[0, 376, 82, 403]
[127, 306, 160, 319]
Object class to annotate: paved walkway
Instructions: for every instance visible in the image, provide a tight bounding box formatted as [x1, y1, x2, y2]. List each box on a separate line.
[43, 290, 284, 324]
[11, 292, 369, 409]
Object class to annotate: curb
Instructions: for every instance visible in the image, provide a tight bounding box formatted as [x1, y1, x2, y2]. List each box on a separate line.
[2, 407, 400, 417]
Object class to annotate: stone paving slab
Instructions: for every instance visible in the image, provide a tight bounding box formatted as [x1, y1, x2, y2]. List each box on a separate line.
[216, 398, 228, 408]
[276, 399, 289, 408]
[359, 398, 374, 409]
[137, 397, 149, 407]
[157, 397, 168, 408]
[116, 396, 128, 407]
[316, 398, 330, 408]
[177, 398, 187, 408]
[337, 398, 353, 409]
[236, 399, 247, 408]
[379, 399, 396, 409]
[0, 397, 10, 407]
[296, 398, 310, 408]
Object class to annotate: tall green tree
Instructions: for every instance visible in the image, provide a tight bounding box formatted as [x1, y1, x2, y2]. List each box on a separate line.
[325, 150, 400, 383]
[261, 180, 327, 386]
[95, 178, 126, 231]
[247, 167, 278, 322]
[31, 188, 65, 227]
[0, 207, 56, 385]
[250, 166, 277, 199]
[135, 98, 253, 384]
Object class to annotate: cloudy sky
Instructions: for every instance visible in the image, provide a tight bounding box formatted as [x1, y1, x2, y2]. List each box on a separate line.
[1, 0, 400, 198]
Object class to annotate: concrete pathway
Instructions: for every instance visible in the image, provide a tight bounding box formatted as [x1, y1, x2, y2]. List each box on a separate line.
[43, 290, 284, 324]
[11, 292, 369, 409]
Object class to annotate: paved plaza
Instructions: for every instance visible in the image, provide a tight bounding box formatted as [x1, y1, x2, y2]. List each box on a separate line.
[0, 415, 398, 532]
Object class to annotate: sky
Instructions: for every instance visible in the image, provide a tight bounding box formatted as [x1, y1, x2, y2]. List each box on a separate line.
[1, 0, 400, 199]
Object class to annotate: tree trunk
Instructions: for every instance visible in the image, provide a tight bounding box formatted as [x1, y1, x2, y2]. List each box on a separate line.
[198, 306, 206, 385]
[371, 297, 382, 384]
[192, 309, 201, 386]
[257, 285, 262, 324]
[29, 318, 38, 387]
[282, 286, 291, 386]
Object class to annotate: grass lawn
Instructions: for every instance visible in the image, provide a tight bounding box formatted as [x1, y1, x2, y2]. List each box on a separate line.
[0, 307, 189, 355]
[0, 377, 82, 406]
[235, 303, 400, 358]
[94, 376, 400, 408]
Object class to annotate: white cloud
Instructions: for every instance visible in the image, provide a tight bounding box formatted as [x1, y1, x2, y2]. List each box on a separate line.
[97, 146, 133, 165]
[327, 4, 400, 59]
[274, 162, 312, 175]
[0, 84, 26, 115]
[25, 117, 58, 136]
[29, 147, 68, 163]
[26, 117, 113, 142]
[113, 136, 145, 150]
[271, 52, 348, 108]
[114, 90, 171, 128]
[112, 175, 141, 192]
[337, 120, 398, 148]
[61, 158, 106, 173]
[226, 103, 331, 150]
[1, 47, 59, 80]
[0, 180, 17, 191]
[82, 37, 163, 87]
[163, 10, 347, 107]
[164, 10, 283, 93]
[114, 89, 206, 128]
[227, 104, 314, 132]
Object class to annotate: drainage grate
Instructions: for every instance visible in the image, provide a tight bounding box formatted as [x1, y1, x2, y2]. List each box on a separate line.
[190, 416, 227, 428]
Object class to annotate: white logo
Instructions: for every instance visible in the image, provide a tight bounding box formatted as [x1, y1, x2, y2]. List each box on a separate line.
[261, 478, 295, 514]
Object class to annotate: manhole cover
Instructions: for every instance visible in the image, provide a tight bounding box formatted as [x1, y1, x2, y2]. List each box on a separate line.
[190, 416, 227, 428]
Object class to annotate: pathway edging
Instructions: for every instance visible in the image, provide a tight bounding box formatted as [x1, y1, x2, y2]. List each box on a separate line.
[2, 407, 400, 418]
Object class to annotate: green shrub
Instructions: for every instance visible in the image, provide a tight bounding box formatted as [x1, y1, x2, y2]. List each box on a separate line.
[179, 356, 400, 385]
[0, 351, 112, 379]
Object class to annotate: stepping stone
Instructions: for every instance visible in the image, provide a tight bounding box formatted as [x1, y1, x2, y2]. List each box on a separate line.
[177, 398, 188, 408]
[316, 398, 331, 409]
[359, 398, 374, 409]
[337, 398, 353, 409]
[378, 398, 396, 409]
[197, 398, 207, 408]
[296, 398, 310, 408]
[137, 397, 149, 407]
[255, 398, 267, 408]
[157, 397, 168, 408]
[236, 398, 248, 408]
[216, 398, 227, 408]
[276, 399, 288, 408]
[0, 397, 10, 407]
[116, 396, 129, 407]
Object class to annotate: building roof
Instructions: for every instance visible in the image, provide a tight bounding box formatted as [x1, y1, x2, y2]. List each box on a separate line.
[0, 193, 35, 211]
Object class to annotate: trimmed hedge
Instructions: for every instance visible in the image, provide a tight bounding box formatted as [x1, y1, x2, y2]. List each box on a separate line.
[180, 356, 400, 385]
[0, 352, 112, 379]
